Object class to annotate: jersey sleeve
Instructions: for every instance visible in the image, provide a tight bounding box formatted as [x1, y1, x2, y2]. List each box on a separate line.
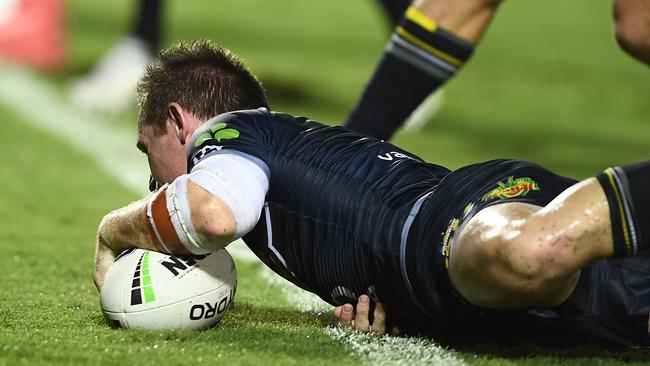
[188, 151, 270, 240]
[187, 108, 272, 171]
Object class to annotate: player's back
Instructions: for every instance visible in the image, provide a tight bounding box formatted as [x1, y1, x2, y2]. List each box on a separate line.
[187, 108, 450, 325]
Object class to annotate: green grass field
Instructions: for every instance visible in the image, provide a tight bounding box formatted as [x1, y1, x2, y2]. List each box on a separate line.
[1, 0, 650, 365]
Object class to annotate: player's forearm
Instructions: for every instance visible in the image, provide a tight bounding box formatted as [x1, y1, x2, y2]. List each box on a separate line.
[97, 198, 157, 255]
[92, 187, 231, 290]
[98, 186, 238, 259]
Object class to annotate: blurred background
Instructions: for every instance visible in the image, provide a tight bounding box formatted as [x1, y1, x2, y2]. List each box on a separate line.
[2, 0, 648, 177]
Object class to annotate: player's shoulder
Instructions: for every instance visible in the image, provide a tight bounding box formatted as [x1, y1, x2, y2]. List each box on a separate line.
[187, 108, 318, 169]
[197, 107, 268, 131]
[192, 108, 314, 138]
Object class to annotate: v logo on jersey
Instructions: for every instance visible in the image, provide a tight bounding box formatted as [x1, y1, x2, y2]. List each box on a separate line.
[194, 122, 240, 147]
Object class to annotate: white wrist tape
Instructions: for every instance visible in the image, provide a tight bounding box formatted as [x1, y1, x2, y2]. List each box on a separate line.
[166, 175, 211, 255]
[144, 183, 200, 256]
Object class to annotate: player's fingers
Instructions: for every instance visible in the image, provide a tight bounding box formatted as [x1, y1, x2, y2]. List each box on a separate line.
[333, 306, 342, 319]
[93, 236, 116, 291]
[354, 295, 371, 332]
[337, 304, 354, 327]
[371, 302, 387, 335]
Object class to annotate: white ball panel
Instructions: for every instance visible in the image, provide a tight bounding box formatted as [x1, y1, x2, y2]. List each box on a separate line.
[100, 248, 237, 330]
[120, 283, 235, 329]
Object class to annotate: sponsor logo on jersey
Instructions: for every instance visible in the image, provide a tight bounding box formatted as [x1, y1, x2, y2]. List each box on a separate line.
[194, 122, 240, 147]
[440, 203, 477, 268]
[440, 218, 460, 268]
[130, 251, 156, 305]
[481, 177, 540, 202]
[192, 145, 222, 165]
[377, 151, 418, 161]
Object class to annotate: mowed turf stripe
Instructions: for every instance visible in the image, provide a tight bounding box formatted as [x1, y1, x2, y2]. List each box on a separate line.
[0, 66, 148, 194]
[0, 65, 468, 366]
[0, 64, 256, 262]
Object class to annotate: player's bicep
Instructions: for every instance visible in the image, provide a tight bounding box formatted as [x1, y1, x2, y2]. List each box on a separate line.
[145, 152, 269, 255]
[187, 152, 270, 244]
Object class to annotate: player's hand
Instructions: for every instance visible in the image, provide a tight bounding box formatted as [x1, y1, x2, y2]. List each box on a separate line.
[93, 213, 123, 291]
[333, 295, 400, 336]
[92, 198, 152, 291]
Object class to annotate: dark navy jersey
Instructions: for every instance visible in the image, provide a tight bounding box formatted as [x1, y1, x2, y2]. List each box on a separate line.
[186, 109, 650, 345]
[187, 108, 450, 325]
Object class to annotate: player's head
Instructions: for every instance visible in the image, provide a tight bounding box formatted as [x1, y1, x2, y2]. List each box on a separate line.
[137, 39, 268, 131]
[135, 40, 268, 190]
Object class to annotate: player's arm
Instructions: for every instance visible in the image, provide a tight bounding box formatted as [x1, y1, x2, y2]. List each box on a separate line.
[613, 0, 650, 65]
[93, 181, 237, 289]
[94, 152, 269, 290]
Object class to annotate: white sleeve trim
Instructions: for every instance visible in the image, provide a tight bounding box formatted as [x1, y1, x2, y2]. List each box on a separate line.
[166, 176, 210, 255]
[189, 151, 269, 241]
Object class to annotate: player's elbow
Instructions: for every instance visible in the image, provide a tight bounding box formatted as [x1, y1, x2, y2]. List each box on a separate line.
[192, 201, 237, 251]
[187, 183, 237, 252]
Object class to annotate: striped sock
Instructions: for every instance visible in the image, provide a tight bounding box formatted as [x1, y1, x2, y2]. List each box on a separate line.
[345, 6, 474, 140]
[596, 160, 650, 257]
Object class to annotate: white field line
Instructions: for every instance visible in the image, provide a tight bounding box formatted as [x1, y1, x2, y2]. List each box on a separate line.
[0, 64, 255, 261]
[0, 65, 468, 366]
[259, 266, 468, 366]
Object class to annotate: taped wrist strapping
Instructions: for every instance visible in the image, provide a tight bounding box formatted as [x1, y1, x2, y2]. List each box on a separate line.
[143, 180, 209, 256]
[596, 160, 650, 257]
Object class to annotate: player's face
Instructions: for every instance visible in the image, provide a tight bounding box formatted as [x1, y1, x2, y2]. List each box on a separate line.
[137, 122, 188, 191]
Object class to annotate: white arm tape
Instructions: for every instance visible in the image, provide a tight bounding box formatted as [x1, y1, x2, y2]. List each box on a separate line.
[190, 152, 269, 237]
[164, 152, 269, 254]
[165, 176, 210, 255]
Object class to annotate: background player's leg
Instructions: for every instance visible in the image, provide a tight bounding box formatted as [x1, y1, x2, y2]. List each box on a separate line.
[69, 0, 164, 112]
[131, 0, 164, 54]
[344, 0, 501, 140]
[372, 0, 446, 134]
[375, 0, 411, 27]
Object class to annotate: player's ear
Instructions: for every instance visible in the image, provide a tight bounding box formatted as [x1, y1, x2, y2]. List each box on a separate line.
[167, 102, 187, 144]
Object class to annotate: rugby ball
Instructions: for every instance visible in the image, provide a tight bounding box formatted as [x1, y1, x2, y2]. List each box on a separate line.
[100, 248, 237, 330]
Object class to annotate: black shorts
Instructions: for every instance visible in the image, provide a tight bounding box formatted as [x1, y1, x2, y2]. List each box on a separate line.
[403, 159, 650, 346]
